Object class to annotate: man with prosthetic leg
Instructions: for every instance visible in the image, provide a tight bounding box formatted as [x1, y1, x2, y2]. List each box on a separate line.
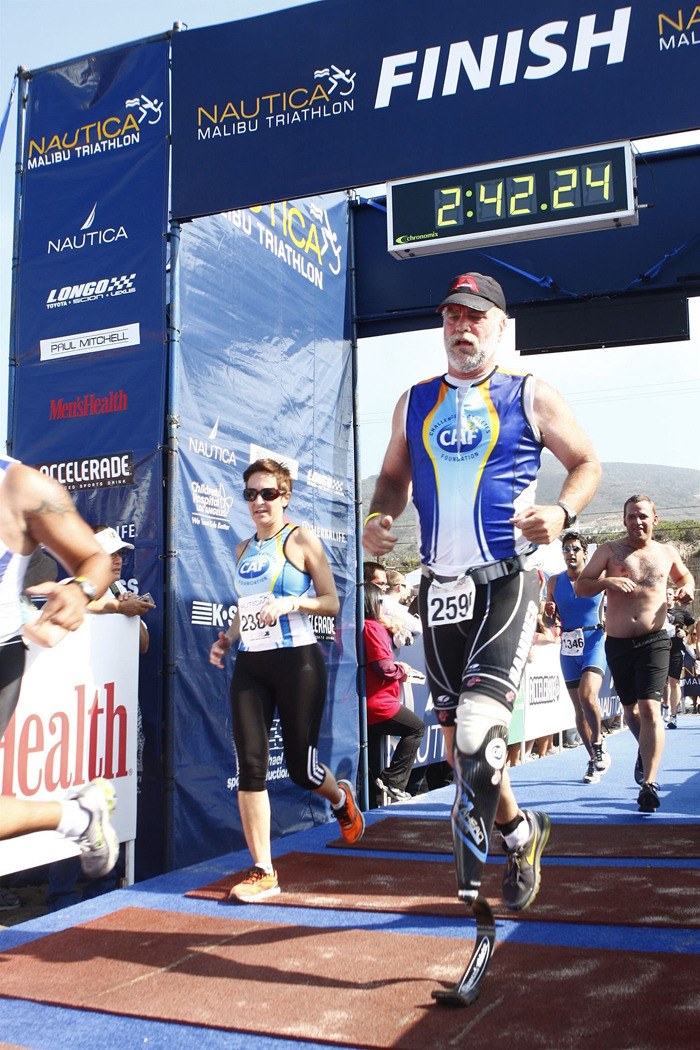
[363, 273, 600, 1005]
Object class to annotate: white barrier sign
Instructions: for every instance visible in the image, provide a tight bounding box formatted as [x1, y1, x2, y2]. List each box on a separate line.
[0, 615, 139, 876]
[522, 643, 578, 740]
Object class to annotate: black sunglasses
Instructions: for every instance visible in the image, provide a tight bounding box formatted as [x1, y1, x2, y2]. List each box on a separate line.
[243, 487, 286, 502]
[562, 545, 582, 553]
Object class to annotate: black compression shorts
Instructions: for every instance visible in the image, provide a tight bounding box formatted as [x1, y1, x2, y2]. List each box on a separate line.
[418, 568, 541, 726]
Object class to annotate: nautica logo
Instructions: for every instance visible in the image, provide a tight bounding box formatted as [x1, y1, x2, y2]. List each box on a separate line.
[48, 204, 128, 254]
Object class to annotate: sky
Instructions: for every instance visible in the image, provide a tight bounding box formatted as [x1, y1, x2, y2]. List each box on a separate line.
[1, 0, 699, 507]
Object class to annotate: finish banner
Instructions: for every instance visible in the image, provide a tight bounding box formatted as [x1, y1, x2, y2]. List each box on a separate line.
[170, 0, 697, 218]
[10, 38, 170, 879]
[169, 192, 354, 870]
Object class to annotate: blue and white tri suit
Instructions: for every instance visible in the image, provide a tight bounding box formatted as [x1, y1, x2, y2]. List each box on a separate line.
[552, 572, 606, 686]
[407, 368, 543, 720]
[407, 368, 541, 575]
[234, 523, 316, 653]
[230, 523, 327, 792]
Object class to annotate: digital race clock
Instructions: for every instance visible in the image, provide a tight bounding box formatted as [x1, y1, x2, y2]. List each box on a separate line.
[387, 141, 637, 258]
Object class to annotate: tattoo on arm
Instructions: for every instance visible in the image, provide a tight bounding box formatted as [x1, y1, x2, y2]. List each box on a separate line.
[29, 493, 74, 519]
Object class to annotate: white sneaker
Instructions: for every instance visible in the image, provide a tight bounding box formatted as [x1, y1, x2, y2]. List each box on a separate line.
[376, 776, 412, 801]
[74, 778, 119, 879]
[583, 759, 601, 784]
[593, 742, 611, 773]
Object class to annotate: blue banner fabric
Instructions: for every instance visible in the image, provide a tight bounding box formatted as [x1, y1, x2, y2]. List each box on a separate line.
[10, 39, 170, 878]
[171, 0, 697, 218]
[170, 192, 354, 870]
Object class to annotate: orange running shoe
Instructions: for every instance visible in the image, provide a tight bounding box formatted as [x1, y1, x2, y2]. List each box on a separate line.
[228, 865, 280, 903]
[334, 779, 365, 844]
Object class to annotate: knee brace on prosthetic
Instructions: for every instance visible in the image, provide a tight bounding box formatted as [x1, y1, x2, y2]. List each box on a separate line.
[451, 694, 511, 901]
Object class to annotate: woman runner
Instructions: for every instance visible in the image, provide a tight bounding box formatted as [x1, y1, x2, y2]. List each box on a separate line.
[210, 458, 364, 901]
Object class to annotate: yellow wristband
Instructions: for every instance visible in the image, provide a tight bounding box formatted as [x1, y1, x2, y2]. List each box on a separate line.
[364, 512, 382, 527]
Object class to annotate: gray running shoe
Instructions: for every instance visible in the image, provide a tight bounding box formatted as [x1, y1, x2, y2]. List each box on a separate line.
[74, 778, 119, 878]
[637, 781, 660, 813]
[502, 810, 551, 911]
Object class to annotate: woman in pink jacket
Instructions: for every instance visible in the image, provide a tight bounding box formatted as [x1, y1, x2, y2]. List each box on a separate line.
[363, 582, 425, 803]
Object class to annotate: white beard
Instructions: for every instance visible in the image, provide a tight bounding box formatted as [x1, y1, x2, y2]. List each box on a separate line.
[445, 329, 498, 376]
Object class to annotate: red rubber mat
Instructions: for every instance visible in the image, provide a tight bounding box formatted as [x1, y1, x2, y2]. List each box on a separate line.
[0, 907, 696, 1049]
[328, 817, 700, 858]
[187, 850, 700, 927]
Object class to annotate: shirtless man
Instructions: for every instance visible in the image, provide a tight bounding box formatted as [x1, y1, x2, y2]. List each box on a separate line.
[575, 495, 694, 812]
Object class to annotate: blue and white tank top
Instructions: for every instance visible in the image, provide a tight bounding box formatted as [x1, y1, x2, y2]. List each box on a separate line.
[234, 523, 316, 652]
[0, 455, 32, 644]
[405, 368, 542, 574]
[553, 573, 604, 631]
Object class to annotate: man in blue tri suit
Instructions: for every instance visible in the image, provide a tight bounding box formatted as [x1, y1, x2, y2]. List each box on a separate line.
[545, 531, 610, 784]
[363, 272, 601, 920]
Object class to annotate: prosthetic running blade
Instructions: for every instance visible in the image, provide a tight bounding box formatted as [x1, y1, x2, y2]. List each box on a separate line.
[432, 895, 496, 1007]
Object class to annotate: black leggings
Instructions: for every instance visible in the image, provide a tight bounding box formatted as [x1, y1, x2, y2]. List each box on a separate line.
[0, 638, 26, 740]
[231, 644, 328, 792]
[368, 704, 425, 791]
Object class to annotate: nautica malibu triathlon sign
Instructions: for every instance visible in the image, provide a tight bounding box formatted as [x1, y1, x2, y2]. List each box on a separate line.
[171, 0, 698, 218]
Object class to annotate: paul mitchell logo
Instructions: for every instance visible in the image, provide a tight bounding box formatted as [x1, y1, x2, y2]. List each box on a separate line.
[40, 322, 140, 361]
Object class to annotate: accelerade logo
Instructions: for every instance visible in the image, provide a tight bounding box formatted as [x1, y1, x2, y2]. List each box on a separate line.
[36, 452, 134, 491]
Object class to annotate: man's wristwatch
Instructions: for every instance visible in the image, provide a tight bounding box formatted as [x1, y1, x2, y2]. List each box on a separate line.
[556, 501, 578, 529]
[60, 576, 99, 602]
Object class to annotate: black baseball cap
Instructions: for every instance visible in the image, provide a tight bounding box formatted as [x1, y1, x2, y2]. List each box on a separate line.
[438, 272, 506, 313]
